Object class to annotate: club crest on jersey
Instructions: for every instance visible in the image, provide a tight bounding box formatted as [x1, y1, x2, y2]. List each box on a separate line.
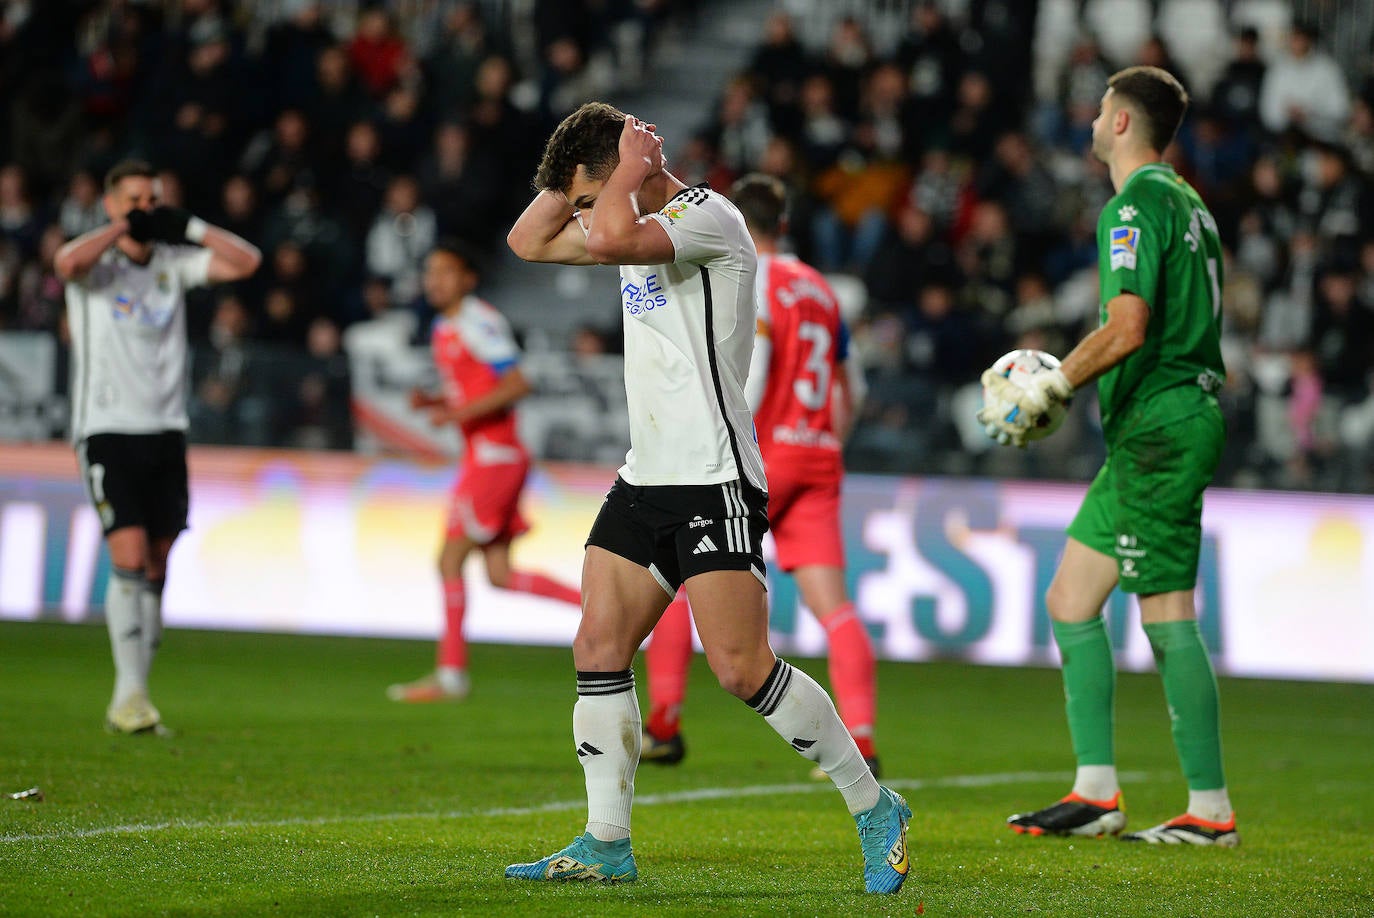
[1109, 226, 1140, 271]
[621, 273, 668, 316]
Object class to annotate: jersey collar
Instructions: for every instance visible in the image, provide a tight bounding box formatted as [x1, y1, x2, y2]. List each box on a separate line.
[1120, 161, 1176, 193]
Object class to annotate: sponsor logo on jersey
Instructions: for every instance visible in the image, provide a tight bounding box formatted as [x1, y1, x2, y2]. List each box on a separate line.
[1109, 226, 1139, 271]
[662, 201, 690, 223]
[621, 273, 668, 316]
[688, 516, 714, 528]
[1117, 204, 1137, 221]
[112, 295, 174, 327]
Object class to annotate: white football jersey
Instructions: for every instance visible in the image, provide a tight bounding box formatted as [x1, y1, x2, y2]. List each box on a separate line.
[616, 185, 767, 491]
[66, 244, 212, 441]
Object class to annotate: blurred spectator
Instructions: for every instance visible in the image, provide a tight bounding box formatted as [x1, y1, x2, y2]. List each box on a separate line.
[0, 163, 40, 257]
[977, 131, 1061, 263]
[467, 54, 541, 215]
[1260, 22, 1351, 142]
[349, 7, 410, 100]
[9, 223, 65, 332]
[262, 0, 336, 114]
[537, 34, 614, 123]
[704, 76, 771, 176]
[10, 69, 82, 194]
[1295, 141, 1366, 245]
[58, 171, 105, 239]
[425, 2, 499, 118]
[1210, 26, 1267, 134]
[366, 174, 436, 306]
[376, 83, 428, 171]
[417, 121, 501, 246]
[331, 120, 390, 244]
[793, 73, 849, 172]
[213, 174, 265, 248]
[863, 203, 958, 308]
[947, 71, 999, 162]
[1310, 261, 1374, 402]
[745, 11, 812, 121]
[308, 44, 370, 159]
[191, 292, 256, 444]
[894, 2, 963, 139]
[291, 316, 352, 450]
[820, 16, 873, 116]
[241, 107, 316, 207]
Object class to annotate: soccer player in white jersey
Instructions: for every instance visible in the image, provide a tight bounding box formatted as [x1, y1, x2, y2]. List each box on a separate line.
[502, 102, 911, 894]
[56, 160, 261, 734]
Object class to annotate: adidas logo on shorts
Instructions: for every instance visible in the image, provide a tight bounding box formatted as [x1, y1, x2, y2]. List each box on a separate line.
[692, 535, 718, 554]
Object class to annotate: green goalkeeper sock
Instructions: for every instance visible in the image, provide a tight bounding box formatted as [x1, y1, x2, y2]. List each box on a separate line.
[1144, 620, 1226, 791]
[1052, 618, 1116, 767]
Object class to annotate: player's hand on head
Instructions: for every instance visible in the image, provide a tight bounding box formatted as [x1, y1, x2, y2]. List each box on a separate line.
[620, 115, 664, 176]
[146, 206, 194, 243]
[125, 208, 156, 243]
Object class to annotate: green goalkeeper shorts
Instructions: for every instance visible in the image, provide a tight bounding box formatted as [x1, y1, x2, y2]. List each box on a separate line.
[1067, 387, 1224, 594]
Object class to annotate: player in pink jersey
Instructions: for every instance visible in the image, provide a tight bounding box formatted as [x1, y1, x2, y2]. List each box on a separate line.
[642, 174, 880, 776]
[388, 240, 582, 702]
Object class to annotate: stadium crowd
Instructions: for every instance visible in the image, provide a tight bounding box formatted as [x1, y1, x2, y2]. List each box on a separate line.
[2, 0, 1373, 491]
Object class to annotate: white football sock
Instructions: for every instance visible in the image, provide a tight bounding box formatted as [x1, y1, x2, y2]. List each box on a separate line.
[1187, 787, 1233, 823]
[748, 659, 880, 814]
[139, 577, 165, 685]
[106, 567, 147, 704]
[574, 670, 640, 842]
[1072, 765, 1121, 803]
[436, 667, 468, 695]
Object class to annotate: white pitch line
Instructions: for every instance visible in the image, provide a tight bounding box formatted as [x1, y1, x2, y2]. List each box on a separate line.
[1, 770, 1150, 844]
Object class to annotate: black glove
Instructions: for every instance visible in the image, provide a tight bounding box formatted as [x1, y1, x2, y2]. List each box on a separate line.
[125, 208, 156, 243]
[146, 206, 193, 243]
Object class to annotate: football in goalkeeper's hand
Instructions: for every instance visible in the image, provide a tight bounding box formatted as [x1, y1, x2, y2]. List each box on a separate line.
[982, 348, 1069, 442]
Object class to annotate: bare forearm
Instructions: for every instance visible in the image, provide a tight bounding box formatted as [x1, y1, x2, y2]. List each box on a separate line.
[449, 370, 532, 425]
[1058, 295, 1150, 388]
[201, 224, 261, 281]
[54, 221, 127, 280]
[508, 191, 594, 264]
[585, 163, 650, 261]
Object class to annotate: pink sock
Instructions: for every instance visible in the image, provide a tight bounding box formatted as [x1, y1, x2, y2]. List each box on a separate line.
[819, 602, 878, 758]
[437, 577, 467, 669]
[507, 570, 581, 607]
[645, 590, 692, 739]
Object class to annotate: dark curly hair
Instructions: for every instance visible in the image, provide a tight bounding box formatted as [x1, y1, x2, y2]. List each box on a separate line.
[533, 101, 627, 193]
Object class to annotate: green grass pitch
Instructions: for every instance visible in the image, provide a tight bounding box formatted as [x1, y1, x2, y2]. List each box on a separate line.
[1, 620, 1370, 916]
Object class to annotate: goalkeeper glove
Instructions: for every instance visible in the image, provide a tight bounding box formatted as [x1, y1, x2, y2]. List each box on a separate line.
[977, 366, 1074, 447]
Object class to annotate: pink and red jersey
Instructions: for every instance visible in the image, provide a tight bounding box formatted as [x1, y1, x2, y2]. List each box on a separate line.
[752, 253, 849, 478]
[432, 295, 526, 465]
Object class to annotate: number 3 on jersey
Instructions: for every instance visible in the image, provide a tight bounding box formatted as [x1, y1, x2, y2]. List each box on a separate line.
[793, 320, 832, 411]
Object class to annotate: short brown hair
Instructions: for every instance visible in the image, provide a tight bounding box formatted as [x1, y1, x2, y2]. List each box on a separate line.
[729, 173, 787, 237]
[533, 101, 626, 192]
[1107, 66, 1189, 153]
[104, 159, 156, 192]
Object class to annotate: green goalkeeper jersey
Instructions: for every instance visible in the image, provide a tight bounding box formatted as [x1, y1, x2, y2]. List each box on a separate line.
[1095, 162, 1226, 440]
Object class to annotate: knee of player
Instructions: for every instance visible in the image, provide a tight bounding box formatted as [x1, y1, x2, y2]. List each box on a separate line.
[571, 628, 635, 672]
[708, 652, 770, 700]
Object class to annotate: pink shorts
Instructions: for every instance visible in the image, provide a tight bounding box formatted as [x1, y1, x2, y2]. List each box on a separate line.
[446, 458, 531, 544]
[766, 468, 844, 572]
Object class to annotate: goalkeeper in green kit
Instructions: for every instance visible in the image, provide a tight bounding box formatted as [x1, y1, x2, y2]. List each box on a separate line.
[979, 66, 1237, 846]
